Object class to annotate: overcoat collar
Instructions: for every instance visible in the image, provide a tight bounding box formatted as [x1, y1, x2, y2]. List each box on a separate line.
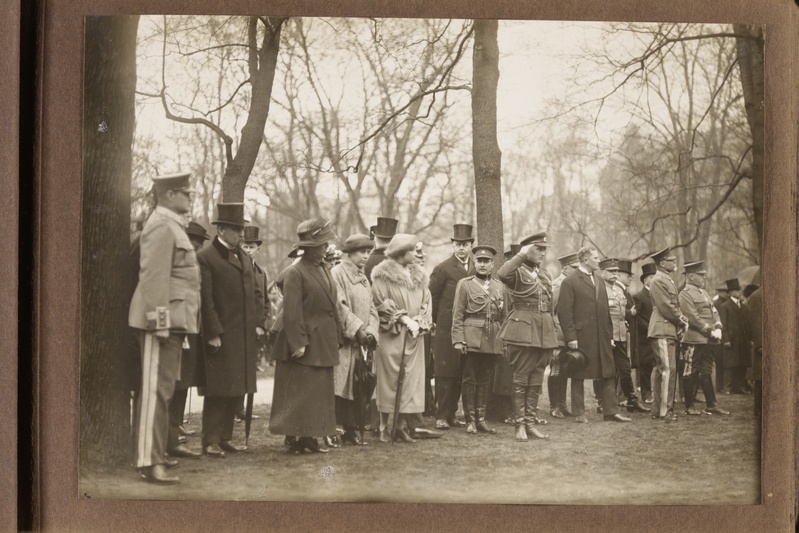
[339, 256, 368, 286]
[211, 236, 243, 271]
[299, 257, 337, 308]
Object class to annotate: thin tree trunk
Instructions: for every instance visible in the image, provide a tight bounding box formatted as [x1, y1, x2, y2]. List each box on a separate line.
[81, 15, 140, 465]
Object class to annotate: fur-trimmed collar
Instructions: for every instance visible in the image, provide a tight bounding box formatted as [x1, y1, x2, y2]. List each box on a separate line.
[371, 258, 428, 289]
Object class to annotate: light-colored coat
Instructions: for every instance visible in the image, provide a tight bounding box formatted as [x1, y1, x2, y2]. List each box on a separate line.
[678, 283, 721, 344]
[331, 257, 379, 400]
[648, 269, 682, 339]
[128, 206, 200, 333]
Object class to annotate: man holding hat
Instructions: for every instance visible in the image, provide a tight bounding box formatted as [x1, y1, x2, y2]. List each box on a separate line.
[678, 261, 730, 415]
[128, 172, 201, 484]
[497, 232, 558, 440]
[557, 247, 630, 424]
[633, 262, 658, 404]
[711, 283, 730, 392]
[429, 224, 475, 429]
[270, 218, 343, 454]
[647, 247, 687, 422]
[548, 252, 579, 418]
[451, 245, 508, 434]
[365, 217, 399, 282]
[330, 234, 379, 445]
[717, 278, 751, 394]
[196, 203, 266, 457]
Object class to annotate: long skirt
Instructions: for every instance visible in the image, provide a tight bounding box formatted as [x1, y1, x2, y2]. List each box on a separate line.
[269, 360, 336, 437]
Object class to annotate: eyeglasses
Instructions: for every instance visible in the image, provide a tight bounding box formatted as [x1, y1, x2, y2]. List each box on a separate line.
[172, 189, 192, 198]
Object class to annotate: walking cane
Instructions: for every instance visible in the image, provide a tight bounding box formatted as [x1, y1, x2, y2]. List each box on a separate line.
[390, 326, 409, 444]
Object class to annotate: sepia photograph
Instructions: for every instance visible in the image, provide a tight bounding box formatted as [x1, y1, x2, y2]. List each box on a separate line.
[79, 15, 764, 505]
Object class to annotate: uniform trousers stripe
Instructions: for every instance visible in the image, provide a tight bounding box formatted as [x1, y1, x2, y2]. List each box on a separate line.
[137, 332, 161, 468]
[650, 338, 676, 418]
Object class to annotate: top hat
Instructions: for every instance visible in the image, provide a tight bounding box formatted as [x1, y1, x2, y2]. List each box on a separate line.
[715, 283, 729, 292]
[519, 231, 548, 247]
[683, 260, 707, 274]
[242, 226, 262, 245]
[153, 171, 194, 193]
[617, 259, 633, 275]
[560, 348, 589, 375]
[451, 224, 475, 242]
[650, 247, 676, 263]
[640, 262, 657, 281]
[558, 252, 579, 268]
[725, 278, 741, 291]
[212, 203, 246, 227]
[472, 245, 498, 260]
[185, 221, 210, 241]
[297, 217, 336, 248]
[341, 234, 374, 254]
[373, 217, 399, 239]
[598, 258, 619, 271]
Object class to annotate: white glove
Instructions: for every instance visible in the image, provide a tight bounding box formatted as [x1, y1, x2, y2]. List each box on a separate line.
[710, 329, 722, 341]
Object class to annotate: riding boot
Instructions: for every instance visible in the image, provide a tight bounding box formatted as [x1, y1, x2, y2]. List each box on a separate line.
[699, 373, 718, 408]
[462, 383, 476, 434]
[475, 384, 496, 434]
[682, 373, 697, 411]
[512, 384, 527, 441]
[524, 386, 549, 440]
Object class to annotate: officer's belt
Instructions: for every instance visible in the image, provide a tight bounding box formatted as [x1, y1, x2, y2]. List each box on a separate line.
[510, 303, 548, 312]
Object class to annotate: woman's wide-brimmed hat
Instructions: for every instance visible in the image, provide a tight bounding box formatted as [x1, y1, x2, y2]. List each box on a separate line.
[297, 217, 336, 247]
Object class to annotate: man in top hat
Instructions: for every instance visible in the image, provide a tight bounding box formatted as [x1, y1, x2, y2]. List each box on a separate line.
[678, 261, 730, 416]
[548, 251, 579, 418]
[633, 262, 658, 404]
[600, 258, 647, 413]
[128, 171, 201, 484]
[647, 247, 686, 422]
[365, 217, 399, 282]
[196, 203, 266, 457]
[429, 224, 475, 429]
[497, 232, 559, 440]
[166, 221, 210, 460]
[451, 245, 508, 434]
[557, 246, 630, 424]
[717, 278, 751, 394]
[270, 218, 343, 454]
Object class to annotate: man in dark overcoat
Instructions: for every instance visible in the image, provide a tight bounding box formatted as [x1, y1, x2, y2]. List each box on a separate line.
[711, 283, 729, 392]
[632, 262, 657, 404]
[270, 218, 343, 454]
[429, 224, 475, 429]
[196, 203, 265, 457]
[557, 246, 630, 423]
[745, 286, 762, 414]
[364, 217, 398, 282]
[718, 278, 750, 394]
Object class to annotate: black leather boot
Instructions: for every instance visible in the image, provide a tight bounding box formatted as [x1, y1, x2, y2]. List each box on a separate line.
[524, 387, 549, 440]
[475, 384, 496, 434]
[462, 383, 476, 434]
[512, 384, 527, 441]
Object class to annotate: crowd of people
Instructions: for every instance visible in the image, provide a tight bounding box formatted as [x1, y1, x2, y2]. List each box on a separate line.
[127, 171, 763, 485]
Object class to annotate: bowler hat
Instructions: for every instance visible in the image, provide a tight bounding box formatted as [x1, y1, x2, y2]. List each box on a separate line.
[373, 217, 399, 239]
[185, 221, 209, 241]
[243, 226, 262, 245]
[212, 203, 246, 227]
[650, 247, 676, 263]
[519, 231, 548, 247]
[472, 245, 497, 260]
[451, 224, 475, 242]
[599, 258, 619, 271]
[297, 217, 336, 248]
[640, 262, 657, 282]
[153, 171, 194, 193]
[725, 278, 741, 291]
[617, 259, 633, 275]
[560, 348, 589, 375]
[341, 234, 374, 254]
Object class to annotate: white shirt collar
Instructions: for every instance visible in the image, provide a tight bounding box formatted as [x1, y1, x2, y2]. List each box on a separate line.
[218, 235, 237, 250]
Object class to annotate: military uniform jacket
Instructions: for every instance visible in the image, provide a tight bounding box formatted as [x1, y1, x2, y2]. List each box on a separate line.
[678, 283, 721, 344]
[128, 206, 201, 334]
[605, 281, 628, 342]
[648, 270, 682, 339]
[430, 255, 475, 377]
[451, 275, 508, 354]
[497, 253, 557, 349]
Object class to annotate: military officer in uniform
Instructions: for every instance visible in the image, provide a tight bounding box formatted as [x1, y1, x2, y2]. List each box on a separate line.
[497, 232, 557, 441]
[451, 245, 508, 434]
[677, 260, 730, 416]
[548, 252, 579, 418]
[128, 171, 201, 484]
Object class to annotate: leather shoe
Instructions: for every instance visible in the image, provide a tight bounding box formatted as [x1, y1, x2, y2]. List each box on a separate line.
[448, 419, 467, 428]
[685, 407, 703, 416]
[203, 443, 226, 458]
[219, 441, 248, 453]
[410, 428, 442, 439]
[574, 415, 588, 424]
[515, 425, 528, 442]
[323, 435, 341, 448]
[465, 421, 477, 434]
[531, 413, 548, 425]
[378, 428, 390, 443]
[168, 444, 201, 459]
[664, 413, 679, 423]
[341, 430, 365, 446]
[603, 414, 632, 422]
[141, 464, 179, 485]
[704, 406, 731, 416]
[476, 421, 497, 434]
[525, 424, 549, 440]
[550, 407, 566, 419]
[503, 416, 516, 425]
[301, 437, 329, 454]
[559, 405, 573, 417]
[434, 419, 450, 430]
[178, 425, 196, 436]
[162, 457, 180, 469]
[626, 400, 649, 413]
[394, 428, 416, 443]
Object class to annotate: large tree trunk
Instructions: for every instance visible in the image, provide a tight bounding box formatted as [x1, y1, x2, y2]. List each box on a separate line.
[81, 15, 140, 465]
[222, 17, 285, 201]
[472, 20, 504, 259]
[733, 24, 764, 260]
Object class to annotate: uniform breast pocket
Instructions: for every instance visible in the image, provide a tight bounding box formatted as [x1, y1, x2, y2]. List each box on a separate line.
[499, 311, 533, 344]
[463, 317, 485, 349]
[174, 240, 196, 268]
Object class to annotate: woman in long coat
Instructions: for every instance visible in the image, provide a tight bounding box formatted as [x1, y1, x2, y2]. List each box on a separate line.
[330, 234, 380, 445]
[371, 234, 432, 443]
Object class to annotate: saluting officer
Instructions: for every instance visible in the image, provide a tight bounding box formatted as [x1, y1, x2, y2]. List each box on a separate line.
[128, 171, 200, 485]
[678, 260, 730, 416]
[451, 245, 508, 434]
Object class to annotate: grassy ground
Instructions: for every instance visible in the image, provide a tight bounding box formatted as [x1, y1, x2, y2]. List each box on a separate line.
[80, 389, 759, 505]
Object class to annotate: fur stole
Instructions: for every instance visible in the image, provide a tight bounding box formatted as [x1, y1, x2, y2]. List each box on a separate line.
[372, 258, 428, 289]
